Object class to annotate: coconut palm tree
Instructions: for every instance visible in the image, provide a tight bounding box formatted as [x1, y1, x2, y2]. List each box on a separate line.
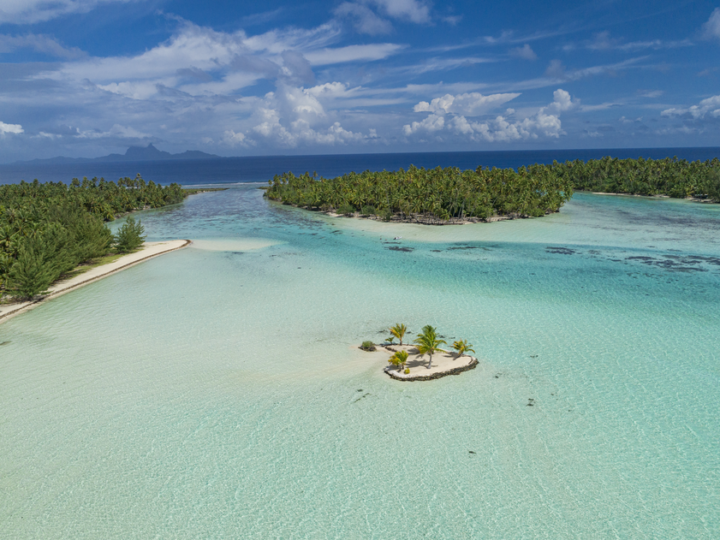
[390, 323, 407, 345]
[452, 340, 475, 360]
[414, 325, 447, 369]
[388, 351, 402, 371]
[394, 350, 409, 371]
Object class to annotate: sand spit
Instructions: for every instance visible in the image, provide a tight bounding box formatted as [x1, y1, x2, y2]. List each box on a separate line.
[0, 239, 190, 325]
[373, 344, 478, 381]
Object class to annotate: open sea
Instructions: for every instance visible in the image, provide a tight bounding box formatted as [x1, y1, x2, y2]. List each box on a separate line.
[1, 149, 720, 538]
[1, 147, 719, 186]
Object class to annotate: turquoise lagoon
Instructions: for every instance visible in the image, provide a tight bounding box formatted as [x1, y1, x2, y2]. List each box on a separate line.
[1, 187, 719, 538]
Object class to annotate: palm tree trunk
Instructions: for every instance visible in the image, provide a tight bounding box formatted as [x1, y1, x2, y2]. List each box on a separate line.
[427, 353, 433, 369]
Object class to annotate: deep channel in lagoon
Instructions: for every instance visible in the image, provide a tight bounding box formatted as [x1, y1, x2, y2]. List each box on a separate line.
[1, 185, 719, 537]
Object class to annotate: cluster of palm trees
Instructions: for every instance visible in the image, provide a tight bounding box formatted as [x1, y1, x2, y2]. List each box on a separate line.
[551, 156, 720, 199]
[265, 164, 574, 221]
[265, 157, 720, 223]
[386, 323, 475, 372]
[0, 176, 188, 300]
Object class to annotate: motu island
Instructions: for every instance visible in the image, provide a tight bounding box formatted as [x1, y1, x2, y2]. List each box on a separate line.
[265, 156, 720, 225]
[361, 324, 478, 381]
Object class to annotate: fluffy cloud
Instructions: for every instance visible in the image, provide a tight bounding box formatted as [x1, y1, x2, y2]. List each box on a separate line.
[0, 0, 139, 24]
[0, 121, 23, 135]
[249, 82, 371, 147]
[413, 92, 520, 116]
[702, 8, 720, 40]
[223, 130, 248, 146]
[546, 88, 575, 113]
[404, 89, 576, 142]
[403, 114, 444, 135]
[662, 95, 720, 119]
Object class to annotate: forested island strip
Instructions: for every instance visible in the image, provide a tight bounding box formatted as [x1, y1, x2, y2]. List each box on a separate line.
[0, 175, 210, 304]
[264, 156, 720, 224]
[0, 239, 189, 325]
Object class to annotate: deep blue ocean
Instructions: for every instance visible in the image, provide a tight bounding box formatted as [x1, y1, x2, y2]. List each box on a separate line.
[1, 147, 719, 186]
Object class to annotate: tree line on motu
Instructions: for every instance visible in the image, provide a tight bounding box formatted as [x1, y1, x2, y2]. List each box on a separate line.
[265, 156, 720, 221]
[0, 175, 186, 301]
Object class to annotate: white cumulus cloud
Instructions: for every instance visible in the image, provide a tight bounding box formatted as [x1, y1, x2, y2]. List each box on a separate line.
[662, 95, 720, 119]
[0, 121, 23, 135]
[223, 130, 247, 146]
[413, 92, 520, 116]
[249, 82, 373, 147]
[404, 89, 576, 142]
[403, 114, 444, 136]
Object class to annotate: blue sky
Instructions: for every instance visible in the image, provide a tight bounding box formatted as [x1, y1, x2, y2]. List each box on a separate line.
[0, 0, 719, 161]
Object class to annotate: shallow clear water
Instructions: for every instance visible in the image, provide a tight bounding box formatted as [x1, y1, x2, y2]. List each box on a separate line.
[1, 188, 719, 538]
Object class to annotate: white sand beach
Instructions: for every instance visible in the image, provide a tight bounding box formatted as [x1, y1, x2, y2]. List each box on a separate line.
[369, 343, 478, 380]
[0, 239, 190, 325]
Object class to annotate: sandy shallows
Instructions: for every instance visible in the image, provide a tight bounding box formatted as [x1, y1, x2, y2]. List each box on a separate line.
[0, 239, 190, 325]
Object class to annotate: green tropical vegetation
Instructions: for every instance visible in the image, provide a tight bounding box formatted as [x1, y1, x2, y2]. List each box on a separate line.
[266, 165, 574, 222]
[0, 175, 189, 301]
[360, 340, 376, 351]
[389, 350, 409, 372]
[265, 157, 720, 223]
[452, 340, 475, 360]
[390, 323, 407, 345]
[114, 216, 146, 254]
[552, 156, 720, 198]
[414, 325, 447, 370]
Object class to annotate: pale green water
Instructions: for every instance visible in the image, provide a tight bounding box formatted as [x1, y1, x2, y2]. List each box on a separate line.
[1, 188, 719, 538]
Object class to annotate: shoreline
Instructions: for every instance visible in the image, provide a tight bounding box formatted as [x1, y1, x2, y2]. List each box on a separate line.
[0, 239, 190, 326]
[371, 344, 479, 381]
[274, 191, 717, 227]
[276, 201, 550, 226]
[584, 191, 716, 203]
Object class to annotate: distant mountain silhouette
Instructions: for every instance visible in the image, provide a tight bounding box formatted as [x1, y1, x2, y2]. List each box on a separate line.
[16, 144, 219, 164]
